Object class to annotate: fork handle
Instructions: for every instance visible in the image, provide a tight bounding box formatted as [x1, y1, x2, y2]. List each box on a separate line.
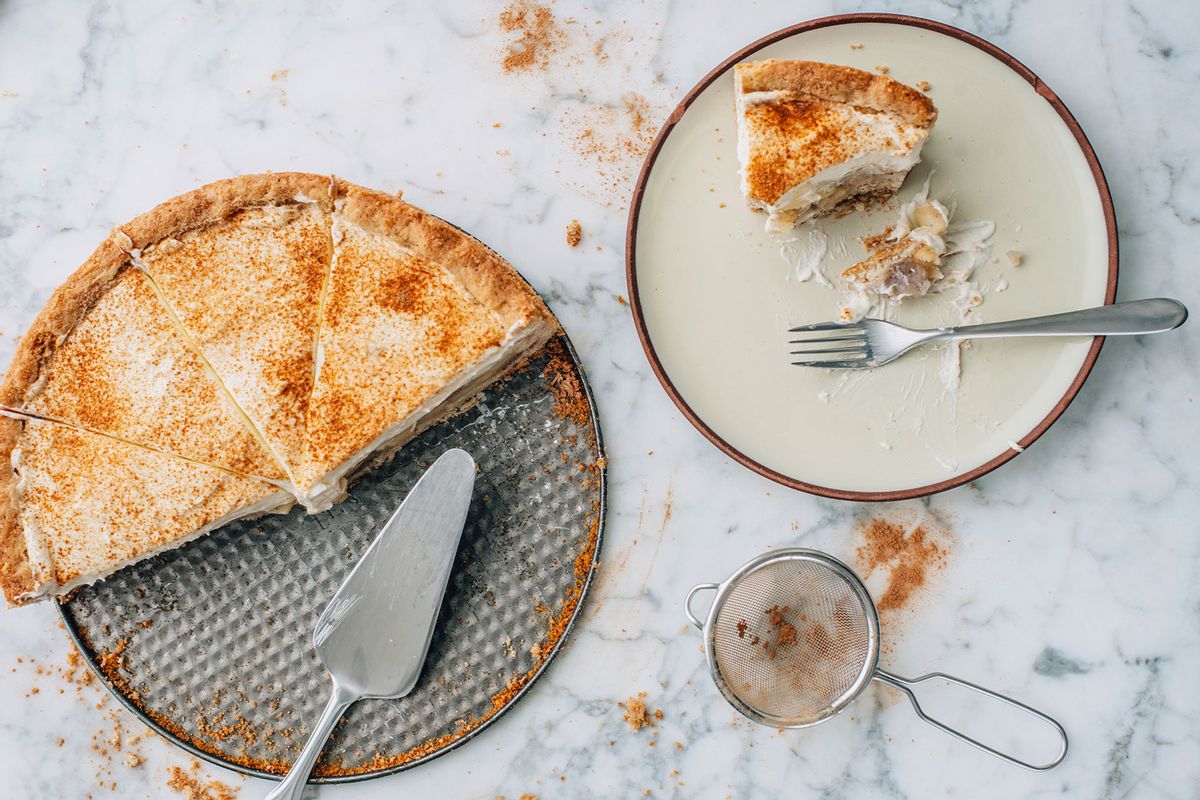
[932, 299, 1187, 341]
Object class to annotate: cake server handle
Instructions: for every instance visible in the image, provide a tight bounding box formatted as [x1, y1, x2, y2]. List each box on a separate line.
[265, 680, 359, 800]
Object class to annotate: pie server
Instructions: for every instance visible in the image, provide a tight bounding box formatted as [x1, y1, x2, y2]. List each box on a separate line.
[266, 448, 477, 800]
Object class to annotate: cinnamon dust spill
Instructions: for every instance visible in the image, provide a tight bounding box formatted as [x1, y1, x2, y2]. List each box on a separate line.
[499, 1, 563, 73]
[565, 219, 583, 247]
[166, 761, 239, 800]
[10, 643, 242, 797]
[564, 92, 659, 206]
[618, 691, 662, 731]
[853, 513, 952, 613]
[545, 337, 592, 428]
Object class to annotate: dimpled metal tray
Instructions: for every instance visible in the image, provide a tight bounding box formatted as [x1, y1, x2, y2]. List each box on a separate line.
[59, 334, 604, 782]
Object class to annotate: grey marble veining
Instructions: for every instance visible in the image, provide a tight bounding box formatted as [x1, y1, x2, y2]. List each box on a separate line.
[1, 1, 1197, 798]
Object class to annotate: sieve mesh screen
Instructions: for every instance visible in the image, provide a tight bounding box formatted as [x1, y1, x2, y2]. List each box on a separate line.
[712, 557, 873, 725]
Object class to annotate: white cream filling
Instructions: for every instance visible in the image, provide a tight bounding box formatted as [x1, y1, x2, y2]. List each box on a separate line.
[297, 320, 553, 513]
[763, 148, 924, 233]
[16, 487, 292, 602]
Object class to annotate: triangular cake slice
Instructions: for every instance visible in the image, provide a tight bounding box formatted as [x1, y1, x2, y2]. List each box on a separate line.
[0, 238, 282, 481]
[0, 416, 289, 605]
[734, 60, 937, 233]
[294, 179, 555, 510]
[131, 173, 334, 494]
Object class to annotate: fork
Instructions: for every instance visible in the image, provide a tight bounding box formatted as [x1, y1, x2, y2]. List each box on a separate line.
[789, 298, 1188, 369]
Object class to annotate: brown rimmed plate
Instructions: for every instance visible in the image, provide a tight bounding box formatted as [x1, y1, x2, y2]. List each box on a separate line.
[626, 14, 1117, 500]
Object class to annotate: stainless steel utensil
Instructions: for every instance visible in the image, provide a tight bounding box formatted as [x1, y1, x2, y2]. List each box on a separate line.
[265, 448, 477, 800]
[789, 298, 1188, 368]
[685, 548, 1069, 770]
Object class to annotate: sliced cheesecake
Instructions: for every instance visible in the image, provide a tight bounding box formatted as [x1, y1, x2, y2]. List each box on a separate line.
[0, 415, 289, 604]
[294, 179, 555, 510]
[735, 60, 937, 233]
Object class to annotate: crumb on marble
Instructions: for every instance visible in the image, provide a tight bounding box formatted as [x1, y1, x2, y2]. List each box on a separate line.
[619, 692, 661, 731]
[566, 219, 583, 247]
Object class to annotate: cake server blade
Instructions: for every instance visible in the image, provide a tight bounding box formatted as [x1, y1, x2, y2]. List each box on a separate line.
[266, 448, 476, 800]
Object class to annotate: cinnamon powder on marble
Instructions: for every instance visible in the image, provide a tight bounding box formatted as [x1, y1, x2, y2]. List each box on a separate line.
[499, 1, 563, 73]
[166, 760, 239, 800]
[854, 515, 950, 612]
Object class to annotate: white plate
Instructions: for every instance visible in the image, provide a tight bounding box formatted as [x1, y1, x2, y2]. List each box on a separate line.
[627, 14, 1116, 499]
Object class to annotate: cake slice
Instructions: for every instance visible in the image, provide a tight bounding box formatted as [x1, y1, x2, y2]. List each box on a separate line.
[0, 246, 282, 481]
[734, 60, 937, 233]
[131, 174, 334, 494]
[293, 179, 555, 510]
[0, 416, 289, 604]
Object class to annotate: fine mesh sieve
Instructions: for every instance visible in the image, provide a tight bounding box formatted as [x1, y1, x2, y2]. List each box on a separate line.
[685, 549, 1069, 770]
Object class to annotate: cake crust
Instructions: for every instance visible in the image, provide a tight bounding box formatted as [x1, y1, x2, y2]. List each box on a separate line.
[734, 60, 936, 128]
[0, 416, 34, 604]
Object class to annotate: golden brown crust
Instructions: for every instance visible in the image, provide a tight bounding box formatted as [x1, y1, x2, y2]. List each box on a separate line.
[735, 60, 936, 129]
[119, 172, 333, 250]
[0, 237, 129, 410]
[0, 416, 34, 605]
[332, 178, 552, 330]
[0, 172, 334, 417]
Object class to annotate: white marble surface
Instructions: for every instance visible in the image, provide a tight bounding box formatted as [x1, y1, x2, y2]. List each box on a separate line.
[1, 1, 1198, 798]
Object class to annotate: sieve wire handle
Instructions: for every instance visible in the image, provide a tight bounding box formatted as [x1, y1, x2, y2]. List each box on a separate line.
[873, 669, 1068, 771]
[685, 583, 720, 629]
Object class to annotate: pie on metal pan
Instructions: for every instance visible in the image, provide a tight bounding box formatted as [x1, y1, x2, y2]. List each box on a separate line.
[0, 173, 554, 605]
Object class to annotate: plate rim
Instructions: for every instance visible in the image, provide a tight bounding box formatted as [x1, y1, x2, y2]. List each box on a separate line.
[625, 12, 1119, 501]
[57, 327, 607, 784]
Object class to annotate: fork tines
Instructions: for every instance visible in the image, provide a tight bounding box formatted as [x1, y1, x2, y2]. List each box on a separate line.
[788, 322, 869, 367]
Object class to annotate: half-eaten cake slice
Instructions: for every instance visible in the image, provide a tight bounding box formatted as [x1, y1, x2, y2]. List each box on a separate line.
[734, 59, 937, 234]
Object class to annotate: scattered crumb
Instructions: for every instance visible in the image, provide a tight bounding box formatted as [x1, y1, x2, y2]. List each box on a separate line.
[270, 69, 288, 81]
[1006, 250, 1023, 266]
[492, 122, 503, 128]
[615, 294, 628, 306]
[124, 752, 142, 768]
[849, 43, 863, 50]
[566, 219, 583, 247]
[619, 692, 661, 731]
[916, 80, 931, 91]
[875, 65, 890, 74]
[520, 795, 538, 800]
[166, 762, 238, 799]
[674, 741, 684, 750]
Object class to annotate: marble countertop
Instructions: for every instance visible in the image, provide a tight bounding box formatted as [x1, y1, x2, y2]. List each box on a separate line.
[1, 1, 1197, 798]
